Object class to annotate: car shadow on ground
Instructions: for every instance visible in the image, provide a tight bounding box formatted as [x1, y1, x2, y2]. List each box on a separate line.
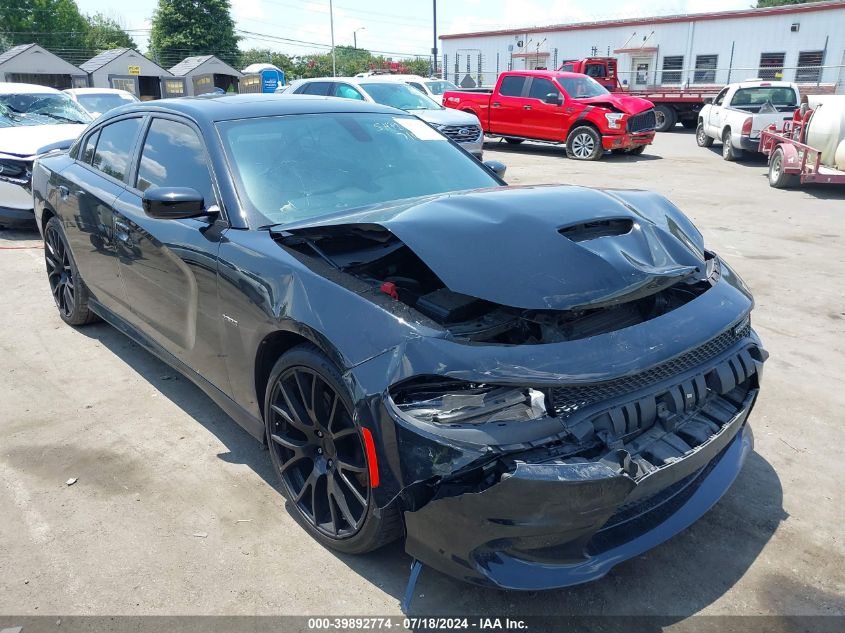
[484, 140, 662, 162]
[79, 317, 786, 618]
[0, 226, 41, 242]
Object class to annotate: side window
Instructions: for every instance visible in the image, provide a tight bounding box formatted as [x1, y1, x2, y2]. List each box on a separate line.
[135, 118, 215, 208]
[714, 88, 728, 106]
[498, 76, 526, 97]
[92, 118, 142, 182]
[300, 82, 332, 96]
[560, 63, 575, 72]
[408, 82, 426, 93]
[81, 129, 100, 164]
[334, 83, 365, 100]
[528, 77, 558, 100]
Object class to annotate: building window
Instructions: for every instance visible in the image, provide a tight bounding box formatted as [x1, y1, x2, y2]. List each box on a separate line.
[759, 53, 785, 80]
[796, 50, 824, 83]
[694, 55, 717, 83]
[661, 56, 683, 84]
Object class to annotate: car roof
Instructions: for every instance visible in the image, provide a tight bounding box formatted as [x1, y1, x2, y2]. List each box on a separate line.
[0, 82, 62, 95]
[733, 80, 798, 89]
[502, 70, 589, 80]
[64, 88, 135, 95]
[98, 93, 407, 123]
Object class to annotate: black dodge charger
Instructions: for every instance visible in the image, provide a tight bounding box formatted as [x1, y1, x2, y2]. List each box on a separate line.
[32, 94, 766, 592]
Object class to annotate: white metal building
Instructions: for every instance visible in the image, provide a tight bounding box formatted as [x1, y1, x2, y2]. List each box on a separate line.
[440, 1, 845, 91]
[0, 44, 87, 90]
[169, 55, 243, 96]
[80, 49, 184, 101]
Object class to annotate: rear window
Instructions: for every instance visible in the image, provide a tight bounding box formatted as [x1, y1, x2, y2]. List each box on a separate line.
[730, 87, 797, 108]
[499, 76, 526, 97]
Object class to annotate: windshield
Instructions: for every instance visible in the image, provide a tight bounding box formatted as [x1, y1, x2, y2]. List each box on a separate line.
[360, 82, 442, 111]
[0, 92, 91, 126]
[217, 113, 499, 226]
[730, 87, 798, 110]
[425, 80, 458, 95]
[76, 93, 137, 115]
[557, 75, 609, 99]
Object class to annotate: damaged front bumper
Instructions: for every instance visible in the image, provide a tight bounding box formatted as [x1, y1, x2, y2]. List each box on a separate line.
[402, 387, 756, 589]
[602, 131, 655, 151]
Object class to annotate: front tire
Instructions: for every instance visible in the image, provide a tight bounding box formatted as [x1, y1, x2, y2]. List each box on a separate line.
[504, 137, 524, 145]
[696, 122, 713, 147]
[566, 126, 603, 161]
[722, 129, 743, 161]
[44, 216, 99, 326]
[264, 343, 402, 554]
[768, 147, 797, 189]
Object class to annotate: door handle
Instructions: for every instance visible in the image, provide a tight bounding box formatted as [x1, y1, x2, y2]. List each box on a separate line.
[523, 104, 532, 110]
[58, 185, 69, 199]
[492, 102, 501, 108]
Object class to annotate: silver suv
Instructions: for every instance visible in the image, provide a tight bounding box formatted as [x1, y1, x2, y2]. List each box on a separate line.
[288, 77, 484, 158]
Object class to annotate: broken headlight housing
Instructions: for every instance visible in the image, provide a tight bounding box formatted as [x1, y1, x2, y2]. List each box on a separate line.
[604, 113, 625, 129]
[388, 379, 547, 426]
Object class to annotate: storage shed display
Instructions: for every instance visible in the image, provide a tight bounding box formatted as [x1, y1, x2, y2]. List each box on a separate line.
[81, 48, 184, 100]
[169, 55, 242, 96]
[0, 44, 87, 89]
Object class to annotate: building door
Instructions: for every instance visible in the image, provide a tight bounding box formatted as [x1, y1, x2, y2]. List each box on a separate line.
[631, 57, 652, 89]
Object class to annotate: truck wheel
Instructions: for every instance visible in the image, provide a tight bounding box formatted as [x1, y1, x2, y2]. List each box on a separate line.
[654, 105, 677, 132]
[566, 126, 603, 161]
[504, 137, 524, 145]
[696, 122, 713, 147]
[722, 129, 743, 161]
[627, 145, 647, 155]
[768, 147, 797, 189]
[681, 119, 696, 130]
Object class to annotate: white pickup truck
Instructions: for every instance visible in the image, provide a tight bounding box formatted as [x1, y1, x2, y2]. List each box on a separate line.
[696, 80, 800, 161]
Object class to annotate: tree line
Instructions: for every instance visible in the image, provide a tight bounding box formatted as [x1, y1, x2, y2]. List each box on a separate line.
[1, 0, 431, 77]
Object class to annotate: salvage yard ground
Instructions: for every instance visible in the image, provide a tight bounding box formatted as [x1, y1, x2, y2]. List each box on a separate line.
[1, 131, 843, 618]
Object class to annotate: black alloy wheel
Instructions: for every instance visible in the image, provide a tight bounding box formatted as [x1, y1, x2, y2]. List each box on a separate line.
[44, 216, 98, 326]
[267, 365, 370, 539]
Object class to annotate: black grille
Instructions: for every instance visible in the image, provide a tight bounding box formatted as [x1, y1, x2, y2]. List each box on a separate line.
[439, 124, 482, 143]
[549, 320, 751, 418]
[627, 109, 656, 133]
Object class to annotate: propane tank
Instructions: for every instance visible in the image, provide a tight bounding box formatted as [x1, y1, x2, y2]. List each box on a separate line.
[806, 96, 845, 170]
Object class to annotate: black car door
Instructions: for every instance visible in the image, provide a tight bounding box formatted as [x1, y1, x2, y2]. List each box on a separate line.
[112, 114, 231, 393]
[56, 116, 144, 319]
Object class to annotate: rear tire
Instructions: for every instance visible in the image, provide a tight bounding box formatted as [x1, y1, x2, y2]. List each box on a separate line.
[627, 145, 647, 155]
[654, 105, 677, 132]
[696, 122, 713, 148]
[681, 119, 696, 129]
[566, 126, 603, 161]
[504, 137, 524, 144]
[768, 147, 797, 189]
[722, 129, 743, 161]
[264, 343, 403, 554]
[43, 216, 99, 326]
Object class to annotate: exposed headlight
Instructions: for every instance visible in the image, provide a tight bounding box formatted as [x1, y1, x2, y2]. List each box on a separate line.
[0, 158, 29, 179]
[389, 379, 547, 426]
[604, 113, 625, 129]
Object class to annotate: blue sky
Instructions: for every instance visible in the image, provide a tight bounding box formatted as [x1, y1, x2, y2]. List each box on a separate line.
[76, 0, 750, 58]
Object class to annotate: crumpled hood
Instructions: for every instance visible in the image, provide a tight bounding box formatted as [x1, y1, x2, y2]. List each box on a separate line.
[0, 123, 87, 158]
[579, 93, 654, 115]
[283, 185, 706, 311]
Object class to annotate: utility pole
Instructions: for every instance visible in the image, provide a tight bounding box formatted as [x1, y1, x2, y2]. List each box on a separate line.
[431, 0, 438, 78]
[329, 0, 336, 76]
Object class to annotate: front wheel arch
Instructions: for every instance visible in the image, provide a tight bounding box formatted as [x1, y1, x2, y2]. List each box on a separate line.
[565, 123, 604, 160]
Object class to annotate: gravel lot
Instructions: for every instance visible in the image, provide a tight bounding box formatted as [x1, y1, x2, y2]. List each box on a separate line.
[1, 130, 844, 618]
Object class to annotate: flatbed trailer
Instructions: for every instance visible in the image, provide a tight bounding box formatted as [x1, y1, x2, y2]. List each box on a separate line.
[759, 110, 845, 188]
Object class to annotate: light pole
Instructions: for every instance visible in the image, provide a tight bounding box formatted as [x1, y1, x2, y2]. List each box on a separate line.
[431, 0, 438, 78]
[353, 27, 365, 49]
[329, 0, 336, 77]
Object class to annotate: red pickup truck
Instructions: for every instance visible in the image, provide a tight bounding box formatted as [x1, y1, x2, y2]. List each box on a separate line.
[443, 70, 656, 160]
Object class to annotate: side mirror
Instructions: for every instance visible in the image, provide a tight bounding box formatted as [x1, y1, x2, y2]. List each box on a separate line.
[142, 187, 206, 219]
[483, 160, 507, 178]
[703, 97, 713, 105]
[543, 92, 563, 105]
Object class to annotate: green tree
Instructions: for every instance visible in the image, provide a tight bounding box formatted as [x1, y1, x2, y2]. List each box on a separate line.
[150, 0, 239, 69]
[238, 48, 294, 75]
[0, 0, 89, 56]
[85, 13, 136, 54]
[756, 0, 823, 6]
